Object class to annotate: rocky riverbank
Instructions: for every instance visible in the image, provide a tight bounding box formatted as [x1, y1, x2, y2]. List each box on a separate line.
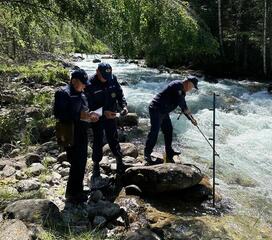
[1, 58, 272, 240]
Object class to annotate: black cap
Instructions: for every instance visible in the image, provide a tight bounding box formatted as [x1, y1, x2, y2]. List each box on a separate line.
[187, 76, 198, 89]
[71, 69, 88, 85]
[98, 63, 113, 81]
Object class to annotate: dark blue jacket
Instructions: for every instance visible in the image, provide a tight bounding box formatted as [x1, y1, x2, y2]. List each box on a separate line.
[53, 84, 88, 122]
[85, 74, 127, 112]
[150, 80, 188, 114]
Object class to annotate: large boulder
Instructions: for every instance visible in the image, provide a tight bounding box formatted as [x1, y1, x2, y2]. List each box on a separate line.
[3, 199, 61, 226]
[0, 219, 31, 240]
[123, 163, 203, 194]
[103, 143, 138, 158]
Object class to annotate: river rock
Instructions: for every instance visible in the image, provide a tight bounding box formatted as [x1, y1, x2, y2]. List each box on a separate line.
[123, 163, 203, 194]
[87, 200, 121, 221]
[57, 152, 67, 163]
[125, 228, 161, 240]
[16, 179, 41, 192]
[28, 163, 46, 176]
[2, 165, 16, 177]
[3, 199, 61, 226]
[59, 168, 70, 177]
[103, 143, 138, 158]
[117, 113, 139, 127]
[25, 153, 42, 167]
[0, 219, 31, 240]
[125, 185, 142, 196]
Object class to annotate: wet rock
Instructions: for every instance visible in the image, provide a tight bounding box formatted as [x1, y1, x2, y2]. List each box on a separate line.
[2, 165, 16, 177]
[28, 163, 46, 176]
[36, 141, 58, 155]
[117, 113, 139, 127]
[125, 185, 142, 196]
[119, 80, 129, 86]
[25, 153, 42, 167]
[93, 215, 107, 228]
[16, 179, 41, 192]
[125, 228, 161, 240]
[123, 163, 203, 194]
[87, 200, 121, 222]
[103, 143, 138, 158]
[0, 219, 31, 240]
[57, 152, 67, 163]
[93, 58, 101, 63]
[3, 199, 61, 226]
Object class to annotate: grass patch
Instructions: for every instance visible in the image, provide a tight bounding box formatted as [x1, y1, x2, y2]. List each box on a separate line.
[0, 60, 69, 85]
[38, 228, 119, 240]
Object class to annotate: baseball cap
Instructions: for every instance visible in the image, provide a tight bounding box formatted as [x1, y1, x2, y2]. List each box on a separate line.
[98, 63, 113, 81]
[187, 76, 198, 89]
[71, 69, 88, 85]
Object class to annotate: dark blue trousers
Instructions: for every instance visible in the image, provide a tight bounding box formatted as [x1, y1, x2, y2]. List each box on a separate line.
[144, 107, 173, 157]
[91, 118, 122, 164]
[65, 122, 88, 197]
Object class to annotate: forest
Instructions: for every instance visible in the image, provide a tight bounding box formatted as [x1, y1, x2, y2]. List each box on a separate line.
[0, 0, 271, 78]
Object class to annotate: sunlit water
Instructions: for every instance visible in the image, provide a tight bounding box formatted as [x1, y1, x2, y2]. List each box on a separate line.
[75, 54, 272, 225]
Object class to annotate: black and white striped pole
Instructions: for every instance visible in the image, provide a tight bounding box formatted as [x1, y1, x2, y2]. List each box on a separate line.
[209, 93, 220, 207]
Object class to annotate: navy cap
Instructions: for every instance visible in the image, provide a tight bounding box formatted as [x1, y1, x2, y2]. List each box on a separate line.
[71, 69, 88, 85]
[98, 63, 113, 81]
[187, 76, 198, 89]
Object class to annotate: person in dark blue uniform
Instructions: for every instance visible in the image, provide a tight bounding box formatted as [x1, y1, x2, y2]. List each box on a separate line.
[54, 69, 99, 203]
[144, 77, 198, 165]
[85, 63, 128, 184]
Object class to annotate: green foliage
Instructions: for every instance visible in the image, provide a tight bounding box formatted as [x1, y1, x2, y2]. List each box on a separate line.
[0, 61, 69, 85]
[104, 0, 218, 67]
[0, 110, 24, 143]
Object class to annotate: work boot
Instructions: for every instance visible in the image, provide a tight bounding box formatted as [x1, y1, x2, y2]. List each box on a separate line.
[116, 157, 126, 175]
[144, 155, 163, 166]
[165, 149, 180, 163]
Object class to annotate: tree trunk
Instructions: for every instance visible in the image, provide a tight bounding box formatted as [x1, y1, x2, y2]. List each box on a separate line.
[218, 0, 224, 57]
[263, 0, 268, 77]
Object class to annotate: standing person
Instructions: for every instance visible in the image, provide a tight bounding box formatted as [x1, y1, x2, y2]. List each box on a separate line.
[85, 63, 128, 185]
[54, 69, 99, 204]
[144, 77, 199, 165]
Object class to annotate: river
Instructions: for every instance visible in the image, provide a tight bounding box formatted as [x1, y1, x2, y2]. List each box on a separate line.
[75, 54, 272, 236]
